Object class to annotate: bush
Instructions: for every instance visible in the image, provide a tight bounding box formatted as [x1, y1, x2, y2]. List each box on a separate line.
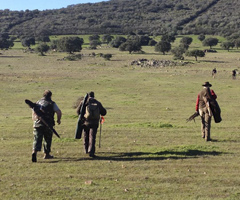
[102, 54, 112, 60]
[64, 54, 82, 61]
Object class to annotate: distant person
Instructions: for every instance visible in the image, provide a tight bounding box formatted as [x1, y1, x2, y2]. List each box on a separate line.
[232, 70, 236, 79]
[76, 91, 107, 157]
[31, 90, 62, 162]
[195, 82, 217, 141]
[212, 68, 217, 78]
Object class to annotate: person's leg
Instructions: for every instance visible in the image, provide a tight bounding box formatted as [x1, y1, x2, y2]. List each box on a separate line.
[84, 127, 90, 154]
[88, 127, 98, 157]
[32, 127, 44, 162]
[201, 114, 205, 139]
[205, 114, 212, 141]
[43, 127, 53, 159]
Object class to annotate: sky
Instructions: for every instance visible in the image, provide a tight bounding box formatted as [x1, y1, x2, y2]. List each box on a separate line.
[0, 0, 110, 11]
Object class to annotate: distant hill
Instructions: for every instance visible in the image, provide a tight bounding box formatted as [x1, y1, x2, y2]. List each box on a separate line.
[0, 0, 240, 38]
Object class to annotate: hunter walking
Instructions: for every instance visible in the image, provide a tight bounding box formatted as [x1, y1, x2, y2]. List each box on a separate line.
[212, 68, 217, 78]
[76, 91, 106, 158]
[195, 82, 217, 141]
[31, 90, 62, 162]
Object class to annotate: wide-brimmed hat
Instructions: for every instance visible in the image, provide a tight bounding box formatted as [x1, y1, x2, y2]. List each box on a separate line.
[202, 82, 212, 87]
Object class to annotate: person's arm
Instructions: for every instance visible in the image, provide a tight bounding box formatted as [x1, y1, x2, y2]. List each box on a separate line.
[53, 103, 62, 125]
[211, 90, 217, 99]
[98, 102, 107, 116]
[76, 102, 83, 115]
[195, 94, 200, 112]
[56, 109, 62, 125]
[32, 110, 38, 121]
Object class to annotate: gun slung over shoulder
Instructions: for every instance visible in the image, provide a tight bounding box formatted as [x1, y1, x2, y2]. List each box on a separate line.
[25, 99, 60, 138]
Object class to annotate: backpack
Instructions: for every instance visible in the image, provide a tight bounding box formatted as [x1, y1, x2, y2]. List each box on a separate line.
[35, 98, 55, 126]
[84, 101, 100, 120]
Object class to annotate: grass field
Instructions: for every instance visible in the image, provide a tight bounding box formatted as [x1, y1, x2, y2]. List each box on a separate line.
[1, 37, 240, 200]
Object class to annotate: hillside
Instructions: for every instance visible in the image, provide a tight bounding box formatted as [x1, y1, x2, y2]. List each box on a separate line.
[0, 0, 239, 37]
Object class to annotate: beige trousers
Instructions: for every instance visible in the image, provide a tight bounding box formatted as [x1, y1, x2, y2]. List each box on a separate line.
[199, 107, 212, 141]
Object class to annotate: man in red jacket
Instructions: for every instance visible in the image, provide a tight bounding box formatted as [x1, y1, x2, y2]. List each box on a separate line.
[195, 82, 217, 141]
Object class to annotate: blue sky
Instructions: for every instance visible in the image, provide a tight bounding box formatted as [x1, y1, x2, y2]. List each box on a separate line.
[1, 0, 109, 11]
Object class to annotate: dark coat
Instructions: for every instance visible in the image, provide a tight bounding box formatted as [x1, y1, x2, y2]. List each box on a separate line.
[77, 97, 107, 127]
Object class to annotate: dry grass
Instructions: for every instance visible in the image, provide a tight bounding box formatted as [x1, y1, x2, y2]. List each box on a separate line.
[1, 39, 240, 200]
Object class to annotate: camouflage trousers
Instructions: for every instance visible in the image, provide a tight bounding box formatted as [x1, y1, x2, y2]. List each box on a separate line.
[33, 126, 53, 154]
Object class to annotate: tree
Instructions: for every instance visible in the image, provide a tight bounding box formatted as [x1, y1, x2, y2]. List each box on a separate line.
[139, 35, 151, 46]
[171, 46, 185, 60]
[185, 50, 205, 61]
[198, 34, 205, 42]
[35, 28, 51, 39]
[179, 43, 190, 50]
[57, 37, 84, 54]
[155, 40, 171, 55]
[36, 36, 50, 43]
[101, 34, 114, 44]
[21, 37, 35, 48]
[0, 33, 14, 50]
[89, 34, 100, 42]
[35, 43, 50, 56]
[127, 35, 151, 46]
[110, 36, 126, 48]
[50, 40, 58, 50]
[89, 40, 101, 49]
[161, 34, 176, 43]
[202, 38, 219, 49]
[102, 54, 112, 60]
[136, 30, 145, 35]
[0, 32, 10, 40]
[119, 40, 142, 54]
[234, 39, 240, 49]
[88, 34, 101, 49]
[148, 39, 157, 46]
[221, 41, 234, 51]
[180, 36, 193, 46]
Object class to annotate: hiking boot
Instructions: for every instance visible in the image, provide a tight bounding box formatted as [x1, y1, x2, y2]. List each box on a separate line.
[43, 153, 54, 159]
[32, 152, 37, 162]
[89, 153, 96, 158]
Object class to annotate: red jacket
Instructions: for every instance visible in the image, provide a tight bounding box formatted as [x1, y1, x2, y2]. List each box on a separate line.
[196, 89, 217, 111]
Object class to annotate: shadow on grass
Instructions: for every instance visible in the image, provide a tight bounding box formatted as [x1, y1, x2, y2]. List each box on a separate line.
[0, 55, 24, 58]
[202, 60, 227, 63]
[92, 150, 222, 161]
[54, 148, 223, 163]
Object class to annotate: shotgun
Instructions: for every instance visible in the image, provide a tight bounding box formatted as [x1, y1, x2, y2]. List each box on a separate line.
[75, 93, 89, 139]
[25, 99, 60, 138]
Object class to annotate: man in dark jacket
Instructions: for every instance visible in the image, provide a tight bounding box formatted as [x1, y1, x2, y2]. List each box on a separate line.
[32, 90, 62, 162]
[77, 91, 107, 157]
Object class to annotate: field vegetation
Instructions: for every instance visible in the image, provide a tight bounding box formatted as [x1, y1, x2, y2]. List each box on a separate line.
[1, 35, 240, 199]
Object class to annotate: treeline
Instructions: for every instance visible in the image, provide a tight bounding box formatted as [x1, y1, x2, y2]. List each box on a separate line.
[2, 30, 240, 63]
[0, 0, 240, 38]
